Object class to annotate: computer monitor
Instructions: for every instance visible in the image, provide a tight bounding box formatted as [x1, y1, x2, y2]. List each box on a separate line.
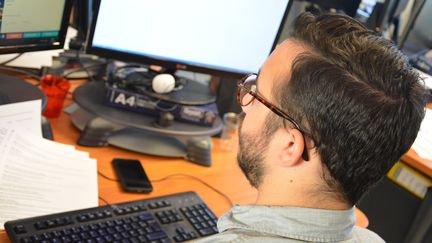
[87, 0, 291, 79]
[0, 0, 72, 54]
[0, 0, 72, 106]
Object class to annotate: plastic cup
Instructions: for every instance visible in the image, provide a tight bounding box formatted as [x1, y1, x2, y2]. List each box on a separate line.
[41, 75, 70, 118]
[220, 112, 239, 152]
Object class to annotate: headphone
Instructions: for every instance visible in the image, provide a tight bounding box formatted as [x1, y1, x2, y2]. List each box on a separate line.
[110, 65, 184, 94]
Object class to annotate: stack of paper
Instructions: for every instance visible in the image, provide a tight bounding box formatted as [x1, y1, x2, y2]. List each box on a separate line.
[418, 70, 432, 90]
[412, 108, 432, 161]
[0, 100, 98, 230]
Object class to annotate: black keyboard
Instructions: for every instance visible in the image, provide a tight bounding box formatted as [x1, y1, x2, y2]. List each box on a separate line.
[5, 191, 218, 243]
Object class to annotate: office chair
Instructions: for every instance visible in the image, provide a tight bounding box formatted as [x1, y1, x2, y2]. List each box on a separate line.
[399, 0, 431, 54]
[303, 0, 361, 17]
[365, 0, 409, 38]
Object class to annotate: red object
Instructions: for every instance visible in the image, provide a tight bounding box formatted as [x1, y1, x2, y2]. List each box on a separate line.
[41, 75, 70, 118]
[6, 33, 23, 39]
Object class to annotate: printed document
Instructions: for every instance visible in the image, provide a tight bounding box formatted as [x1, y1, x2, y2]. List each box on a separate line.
[0, 101, 98, 230]
[412, 108, 432, 161]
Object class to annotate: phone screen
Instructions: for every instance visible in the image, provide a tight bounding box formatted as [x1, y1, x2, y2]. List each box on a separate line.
[112, 159, 153, 193]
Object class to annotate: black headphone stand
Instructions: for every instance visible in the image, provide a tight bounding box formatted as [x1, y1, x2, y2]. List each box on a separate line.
[71, 81, 222, 166]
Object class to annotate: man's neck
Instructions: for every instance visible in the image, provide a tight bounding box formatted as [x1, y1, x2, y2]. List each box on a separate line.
[254, 179, 351, 210]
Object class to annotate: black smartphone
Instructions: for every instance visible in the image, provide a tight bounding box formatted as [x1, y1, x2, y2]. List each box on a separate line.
[112, 158, 153, 193]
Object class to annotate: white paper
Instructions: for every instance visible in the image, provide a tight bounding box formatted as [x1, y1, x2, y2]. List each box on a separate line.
[0, 100, 42, 137]
[0, 127, 98, 230]
[418, 70, 432, 90]
[412, 108, 432, 160]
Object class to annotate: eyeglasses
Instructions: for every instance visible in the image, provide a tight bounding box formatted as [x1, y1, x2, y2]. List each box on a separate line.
[237, 73, 310, 161]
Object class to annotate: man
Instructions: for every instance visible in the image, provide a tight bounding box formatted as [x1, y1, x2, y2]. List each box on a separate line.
[198, 12, 426, 242]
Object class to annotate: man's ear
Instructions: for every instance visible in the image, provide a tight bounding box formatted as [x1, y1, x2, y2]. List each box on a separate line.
[275, 128, 305, 167]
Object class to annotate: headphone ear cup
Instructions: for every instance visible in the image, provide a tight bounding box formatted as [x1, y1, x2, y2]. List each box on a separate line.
[152, 74, 176, 94]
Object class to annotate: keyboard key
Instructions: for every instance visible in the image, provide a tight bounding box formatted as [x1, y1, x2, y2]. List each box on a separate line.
[95, 237, 105, 243]
[35, 221, 48, 230]
[114, 219, 124, 225]
[190, 232, 198, 239]
[13, 225, 27, 234]
[145, 226, 154, 234]
[51, 230, 62, 238]
[199, 227, 216, 236]
[80, 225, 90, 231]
[138, 205, 147, 211]
[89, 230, 99, 238]
[70, 234, 80, 241]
[146, 231, 167, 240]
[106, 220, 115, 227]
[156, 201, 166, 207]
[46, 220, 56, 228]
[77, 215, 88, 222]
[121, 231, 130, 238]
[148, 202, 157, 209]
[98, 222, 107, 228]
[129, 229, 139, 237]
[112, 233, 122, 240]
[160, 217, 170, 224]
[106, 227, 115, 234]
[138, 235, 147, 242]
[31, 235, 41, 241]
[103, 211, 112, 217]
[52, 238, 61, 243]
[115, 225, 124, 232]
[87, 213, 96, 220]
[20, 237, 32, 243]
[124, 207, 132, 214]
[173, 235, 184, 242]
[61, 235, 72, 242]
[95, 212, 105, 218]
[42, 232, 52, 239]
[138, 212, 152, 221]
[104, 235, 114, 241]
[130, 237, 140, 243]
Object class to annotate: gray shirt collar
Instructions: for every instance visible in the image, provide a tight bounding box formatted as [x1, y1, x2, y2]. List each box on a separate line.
[218, 205, 356, 242]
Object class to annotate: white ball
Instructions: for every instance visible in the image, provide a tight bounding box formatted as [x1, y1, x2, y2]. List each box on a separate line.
[152, 74, 176, 94]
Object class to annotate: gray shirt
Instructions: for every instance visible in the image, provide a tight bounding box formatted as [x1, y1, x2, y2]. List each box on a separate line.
[195, 205, 384, 242]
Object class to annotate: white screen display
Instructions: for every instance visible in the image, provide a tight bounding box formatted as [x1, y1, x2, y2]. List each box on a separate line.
[92, 0, 289, 74]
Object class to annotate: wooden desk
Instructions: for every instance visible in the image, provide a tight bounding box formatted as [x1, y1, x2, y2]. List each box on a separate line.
[0, 80, 369, 242]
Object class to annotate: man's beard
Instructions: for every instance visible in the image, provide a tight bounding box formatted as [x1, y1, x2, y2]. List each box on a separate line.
[237, 112, 272, 189]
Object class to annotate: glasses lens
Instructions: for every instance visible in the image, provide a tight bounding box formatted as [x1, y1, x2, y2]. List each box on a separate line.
[239, 75, 257, 106]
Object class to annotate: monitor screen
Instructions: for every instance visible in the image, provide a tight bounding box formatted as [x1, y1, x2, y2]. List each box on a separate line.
[0, 0, 72, 54]
[88, 0, 290, 78]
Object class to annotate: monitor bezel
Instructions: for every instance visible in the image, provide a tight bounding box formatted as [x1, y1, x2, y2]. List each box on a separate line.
[86, 0, 291, 79]
[0, 0, 73, 54]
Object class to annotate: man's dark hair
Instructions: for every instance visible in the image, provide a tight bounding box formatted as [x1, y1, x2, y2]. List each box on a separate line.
[275, 13, 426, 205]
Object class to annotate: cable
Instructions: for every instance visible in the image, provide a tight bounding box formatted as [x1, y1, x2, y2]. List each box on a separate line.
[79, 60, 95, 83]
[98, 196, 111, 206]
[62, 62, 106, 79]
[0, 65, 41, 81]
[0, 53, 24, 65]
[151, 173, 234, 207]
[97, 170, 233, 207]
[98, 170, 119, 182]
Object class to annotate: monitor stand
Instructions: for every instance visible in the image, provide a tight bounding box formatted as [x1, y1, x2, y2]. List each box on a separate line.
[0, 74, 47, 108]
[71, 81, 223, 166]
